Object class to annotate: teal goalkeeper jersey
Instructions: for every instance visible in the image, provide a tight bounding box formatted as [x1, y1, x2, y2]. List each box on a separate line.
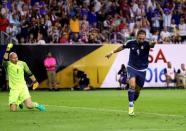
[3, 60, 32, 89]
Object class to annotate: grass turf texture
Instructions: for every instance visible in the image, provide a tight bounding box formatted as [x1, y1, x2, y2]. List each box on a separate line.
[0, 90, 186, 131]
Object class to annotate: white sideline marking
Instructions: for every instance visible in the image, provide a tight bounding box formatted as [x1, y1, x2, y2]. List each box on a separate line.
[117, 129, 179, 131]
[46, 104, 185, 118]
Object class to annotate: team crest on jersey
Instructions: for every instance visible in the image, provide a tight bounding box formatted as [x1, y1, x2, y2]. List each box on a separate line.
[18, 63, 23, 68]
[141, 46, 144, 49]
[137, 49, 140, 55]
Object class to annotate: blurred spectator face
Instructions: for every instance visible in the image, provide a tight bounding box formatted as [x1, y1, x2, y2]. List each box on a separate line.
[47, 52, 52, 57]
[40, 18, 45, 24]
[148, 6, 153, 12]
[171, 19, 175, 24]
[10, 23, 13, 28]
[167, 62, 172, 68]
[181, 64, 185, 70]
[163, 26, 168, 31]
[180, 18, 185, 24]
[83, 2, 88, 8]
[31, 17, 36, 24]
[164, 8, 171, 15]
[83, 15, 87, 20]
[30, 34, 34, 39]
[20, 37, 25, 43]
[45, 15, 49, 20]
[12, 13, 17, 19]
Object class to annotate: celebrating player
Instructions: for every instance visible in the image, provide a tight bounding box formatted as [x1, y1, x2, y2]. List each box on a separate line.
[105, 30, 157, 116]
[2, 43, 46, 112]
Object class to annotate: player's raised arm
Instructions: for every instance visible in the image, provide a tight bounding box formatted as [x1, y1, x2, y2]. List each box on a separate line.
[105, 45, 124, 59]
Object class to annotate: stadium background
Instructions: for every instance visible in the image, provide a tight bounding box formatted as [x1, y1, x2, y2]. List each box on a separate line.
[1, 44, 186, 89]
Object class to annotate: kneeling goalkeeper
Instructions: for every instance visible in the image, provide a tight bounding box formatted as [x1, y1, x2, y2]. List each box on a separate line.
[2, 44, 45, 112]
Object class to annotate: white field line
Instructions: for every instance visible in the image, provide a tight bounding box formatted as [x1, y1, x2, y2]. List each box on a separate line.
[117, 129, 180, 131]
[45, 104, 185, 118]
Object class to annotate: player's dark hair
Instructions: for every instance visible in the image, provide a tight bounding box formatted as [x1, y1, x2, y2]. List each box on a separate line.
[137, 29, 146, 36]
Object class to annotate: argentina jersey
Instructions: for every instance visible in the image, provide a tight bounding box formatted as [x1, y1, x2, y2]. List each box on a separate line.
[122, 39, 151, 70]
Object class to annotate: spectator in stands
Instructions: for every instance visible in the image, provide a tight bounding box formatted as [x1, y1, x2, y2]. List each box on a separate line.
[178, 18, 186, 42]
[19, 15, 29, 42]
[88, 7, 97, 26]
[176, 63, 186, 88]
[29, 17, 39, 40]
[117, 64, 128, 89]
[151, 29, 161, 43]
[164, 61, 176, 87]
[119, 0, 130, 19]
[147, 0, 157, 11]
[6, 23, 18, 38]
[20, 37, 26, 44]
[8, 12, 21, 34]
[157, 2, 175, 30]
[1, 0, 185, 44]
[151, 9, 161, 31]
[44, 15, 52, 28]
[69, 15, 80, 42]
[80, 15, 89, 43]
[28, 33, 36, 43]
[72, 68, 90, 90]
[44, 52, 58, 91]
[37, 32, 46, 44]
[160, 26, 172, 43]
[59, 32, 68, 44]
[39, 17, 48, 41]
[172, 25, 181, 44]
[0, 13, 9, 32]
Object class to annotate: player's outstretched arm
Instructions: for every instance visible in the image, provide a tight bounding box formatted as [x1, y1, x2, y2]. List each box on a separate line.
[105, 46, 124, 59]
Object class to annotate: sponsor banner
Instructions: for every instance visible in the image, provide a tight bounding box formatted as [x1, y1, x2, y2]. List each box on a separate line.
[101, 45, 186, 88]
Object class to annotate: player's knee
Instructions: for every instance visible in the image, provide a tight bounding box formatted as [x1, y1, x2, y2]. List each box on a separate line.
[129, 84, 136, 90]
[10, 104, 17, 112]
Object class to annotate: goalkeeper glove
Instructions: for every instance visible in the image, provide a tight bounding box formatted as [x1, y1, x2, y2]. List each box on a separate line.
[6, 43, 13, 51]
[32, 81, 39, 90]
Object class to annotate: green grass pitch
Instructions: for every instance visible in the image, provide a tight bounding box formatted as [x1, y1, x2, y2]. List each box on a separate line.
[0, 90, 186, 131]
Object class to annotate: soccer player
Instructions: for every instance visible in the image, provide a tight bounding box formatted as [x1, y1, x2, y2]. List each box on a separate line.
[2, 44, 46, 112]
[105, 29, 157, 116]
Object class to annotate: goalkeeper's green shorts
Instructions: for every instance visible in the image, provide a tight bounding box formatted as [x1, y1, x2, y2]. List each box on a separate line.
[9, 86, 31, 105]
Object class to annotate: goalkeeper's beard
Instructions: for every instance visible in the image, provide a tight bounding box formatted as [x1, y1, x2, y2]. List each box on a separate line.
[10, 59, 18, 64]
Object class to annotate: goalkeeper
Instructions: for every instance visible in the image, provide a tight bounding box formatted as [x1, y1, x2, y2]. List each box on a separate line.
[2, 43, 46, 112]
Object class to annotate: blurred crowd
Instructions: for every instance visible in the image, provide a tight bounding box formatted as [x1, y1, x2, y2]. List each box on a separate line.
[0, 0, 186, 44]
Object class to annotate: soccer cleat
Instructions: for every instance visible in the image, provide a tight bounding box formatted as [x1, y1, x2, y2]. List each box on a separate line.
[128, 106, 135, 116]
[36, 104, 46, 112]
[19, 103, 23, 109]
